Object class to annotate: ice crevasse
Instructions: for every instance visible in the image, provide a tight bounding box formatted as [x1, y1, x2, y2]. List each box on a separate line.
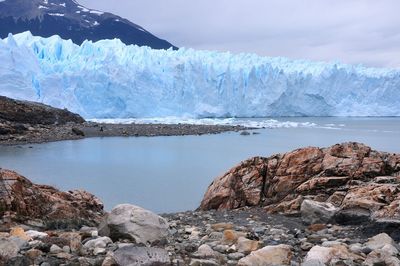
[0, 31, 399, 118]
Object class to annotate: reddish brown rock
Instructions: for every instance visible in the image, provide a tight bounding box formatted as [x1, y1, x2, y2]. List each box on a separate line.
[0, 169, 104, 229]
[199, 157, 269, 210]
[199, 142, 400, 222]
[307, 224, 327, 232]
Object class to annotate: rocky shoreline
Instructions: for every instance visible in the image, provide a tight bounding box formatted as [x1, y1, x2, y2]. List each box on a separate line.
[0, 96, 248, 145]
[1, 207, 393, 266]
[1, 142, 399, 265]
[200, 142, 400, 221]
[0, 122, 249, 146]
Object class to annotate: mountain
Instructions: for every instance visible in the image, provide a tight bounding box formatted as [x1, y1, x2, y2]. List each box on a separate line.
[0, 0, 176, 49]
[1, 32, 400, 118]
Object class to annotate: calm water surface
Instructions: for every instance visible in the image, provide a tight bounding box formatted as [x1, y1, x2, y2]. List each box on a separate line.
[0, 117, 399, 213]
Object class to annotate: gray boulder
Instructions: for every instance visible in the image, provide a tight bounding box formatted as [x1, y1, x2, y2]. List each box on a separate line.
[0, 238, 20, 260]
[104, 204, 169, 245]
[300, 199, 338, 225]
[364, 233, 397, 252]
[113, 245, 169, 266]
[83, 236, 113, 250]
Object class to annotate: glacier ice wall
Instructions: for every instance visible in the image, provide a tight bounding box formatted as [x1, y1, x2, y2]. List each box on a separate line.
[0, 31, 399, 118]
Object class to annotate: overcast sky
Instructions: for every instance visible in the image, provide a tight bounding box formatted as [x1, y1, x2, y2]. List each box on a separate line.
[79, 0, 400, 68]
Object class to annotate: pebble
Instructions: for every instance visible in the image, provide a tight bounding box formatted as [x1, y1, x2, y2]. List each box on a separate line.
[195, 244, 215, 258]
[301, 242, 314, 251]
[236, 237, 259, 254]
[26, 248, 43, 259]
[94, 247, 107, 255]
[190, 258, 219, 266]
[49, 244, 62, 254]
[10, 227, 30, 241]
[227, 252, 244, 260]
[26, 230, 48, 240]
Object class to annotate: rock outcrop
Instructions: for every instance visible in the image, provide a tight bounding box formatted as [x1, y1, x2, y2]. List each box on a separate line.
[199, 142, 400, 225]
[0, 168, 104, 229]
[0, 95, 87, 144]
[0, 95, 84, 126]
[0, 95, 247, 145]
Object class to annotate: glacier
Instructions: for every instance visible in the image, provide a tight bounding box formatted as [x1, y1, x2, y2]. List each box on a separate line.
[0, 31, 399, 119]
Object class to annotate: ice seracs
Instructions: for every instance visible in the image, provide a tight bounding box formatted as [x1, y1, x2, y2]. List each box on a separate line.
[0, 32, 399, 119]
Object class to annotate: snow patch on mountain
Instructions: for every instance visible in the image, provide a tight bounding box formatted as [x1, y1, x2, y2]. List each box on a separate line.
[48, 13, 64, 16]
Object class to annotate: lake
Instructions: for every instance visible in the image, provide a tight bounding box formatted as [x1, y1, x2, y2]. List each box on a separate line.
[0, 117, 399, 213]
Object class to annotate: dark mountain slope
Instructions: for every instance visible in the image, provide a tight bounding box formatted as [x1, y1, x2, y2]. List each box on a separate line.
[0, 0, 176, 49]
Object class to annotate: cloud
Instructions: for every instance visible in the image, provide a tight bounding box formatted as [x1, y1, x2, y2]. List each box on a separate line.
[78, 0, 400, 67]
